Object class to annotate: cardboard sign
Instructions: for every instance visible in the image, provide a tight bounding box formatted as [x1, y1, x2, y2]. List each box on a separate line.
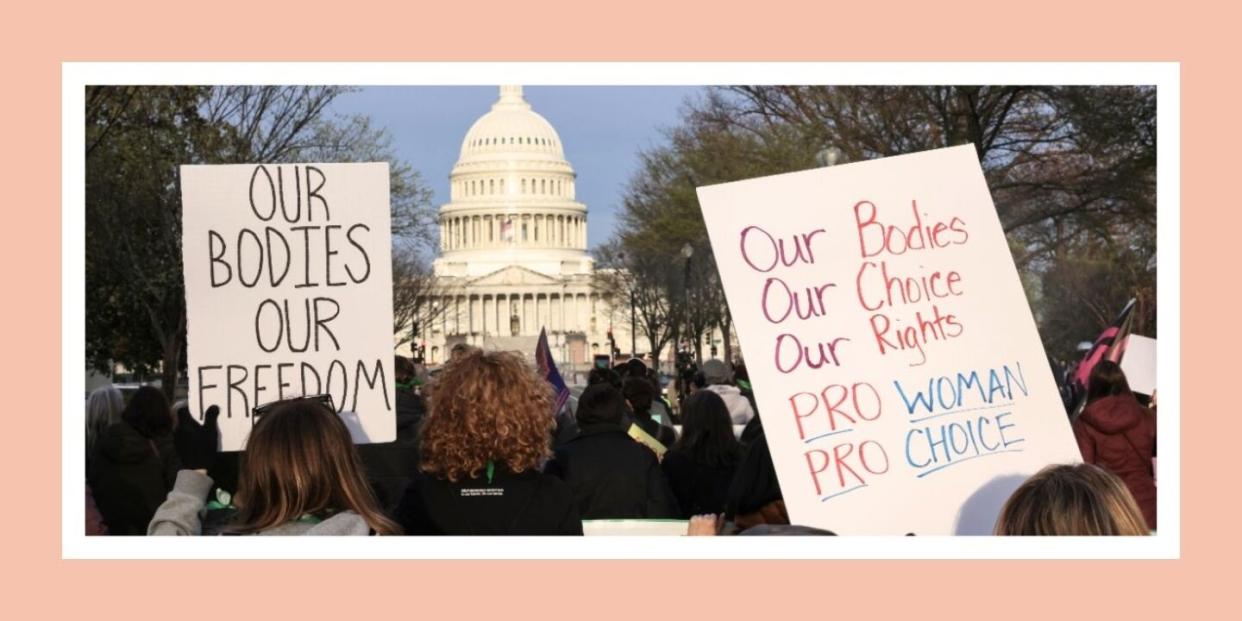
[696, 146, 1082, 535]
[1120, 335, 1157, 396]
[181, 163, 396, 451]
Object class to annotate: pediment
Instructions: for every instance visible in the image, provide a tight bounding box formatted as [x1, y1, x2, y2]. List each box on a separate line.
[468, 265, 562, 287]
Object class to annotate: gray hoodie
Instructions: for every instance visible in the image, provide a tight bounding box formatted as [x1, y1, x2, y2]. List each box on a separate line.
[148, 470, 372, 536]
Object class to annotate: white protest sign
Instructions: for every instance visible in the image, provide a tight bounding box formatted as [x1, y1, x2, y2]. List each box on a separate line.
[181, 163, 396, 451]
[697, 145, 1081, 535]
[1120, 335, 1157, 396]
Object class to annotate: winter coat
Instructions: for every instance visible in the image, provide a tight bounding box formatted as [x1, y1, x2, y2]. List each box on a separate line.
[1073, 394, 1157, 530]
[704, 384, 756, 425]
[85, 484, 107, 536]
[660, 449, 738, 517]
[396, 466, 582, 535]
[546, 424, 680, 519]
[148, 470, 372, 535]
[358, 389, 426, 516]
[88, 422, 180, 535]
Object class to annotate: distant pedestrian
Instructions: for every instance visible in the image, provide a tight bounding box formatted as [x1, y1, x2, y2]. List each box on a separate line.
[88, 386, 180, 535]
[1072, 360, 1157, 529]
[547, 383, 680, 519]
[662, 390, 742, 517]
[700, 359, 755, 424]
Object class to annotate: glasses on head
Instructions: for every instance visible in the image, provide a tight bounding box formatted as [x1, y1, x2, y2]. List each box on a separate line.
[251, 394, 336, 421]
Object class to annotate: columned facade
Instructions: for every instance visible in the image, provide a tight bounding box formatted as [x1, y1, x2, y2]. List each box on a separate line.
[413, 86, 646, 372]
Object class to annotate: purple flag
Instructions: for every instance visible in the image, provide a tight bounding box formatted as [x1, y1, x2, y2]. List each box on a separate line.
[536, 327, 570, 415]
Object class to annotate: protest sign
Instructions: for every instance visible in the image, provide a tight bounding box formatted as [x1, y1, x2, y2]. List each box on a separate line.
[181, 163, 396, 451]
[1120, 335, 1157, 396]
[697, 145, 1082, 534]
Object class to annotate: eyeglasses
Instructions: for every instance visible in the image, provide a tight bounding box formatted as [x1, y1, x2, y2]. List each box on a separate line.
[251, 394, 336, 421]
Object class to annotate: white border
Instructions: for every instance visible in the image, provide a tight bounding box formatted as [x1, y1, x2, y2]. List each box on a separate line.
[63, 62, 1180, 559]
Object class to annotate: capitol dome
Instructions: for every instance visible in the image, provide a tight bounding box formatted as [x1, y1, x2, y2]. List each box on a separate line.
[436, 85, 590, 279]
[457, 85, 567, 165]
[418, 85, 643, 368]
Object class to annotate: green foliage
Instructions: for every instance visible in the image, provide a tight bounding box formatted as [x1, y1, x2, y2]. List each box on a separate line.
[85, 86, 435, 397]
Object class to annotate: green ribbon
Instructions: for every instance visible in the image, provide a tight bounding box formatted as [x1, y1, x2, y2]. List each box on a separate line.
[205, 488, 320, 525]
[486, 460, 495, 485]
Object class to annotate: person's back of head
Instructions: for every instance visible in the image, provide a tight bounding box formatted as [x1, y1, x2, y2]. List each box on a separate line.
[576, 383, 626, 428]
[701, 359, 732, 387]
[675, 390, 742, 468]
[994, 463, 1149, 536]
[420, 350, 555, 482]
[449, 342, 477, 362]
[733, 360, 750, 384]
[394, 355, 416, 387]
[121, 385, 174, 439]
[1086, 360, 1133, 405]
[625, 358, 648, 380]
[587, 367, 623, 390]
[234, 397, 399, 535]
[86, 385, 124, 458]
[621, 376, 656, 421]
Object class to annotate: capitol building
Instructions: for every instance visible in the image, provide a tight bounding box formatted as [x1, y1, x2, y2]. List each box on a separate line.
[417, 86, 644, 370]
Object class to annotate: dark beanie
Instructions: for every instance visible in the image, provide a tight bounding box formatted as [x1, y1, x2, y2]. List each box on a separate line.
[576, 383, 626, 426]
[725, 432, 783, 518]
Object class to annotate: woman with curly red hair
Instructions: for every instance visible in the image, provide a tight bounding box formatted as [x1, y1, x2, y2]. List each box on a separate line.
[395, 350, 582, 535]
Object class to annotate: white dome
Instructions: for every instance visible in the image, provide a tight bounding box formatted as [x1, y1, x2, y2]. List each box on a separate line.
[458, 86, 566, 165]
[435, 85, 590, 279]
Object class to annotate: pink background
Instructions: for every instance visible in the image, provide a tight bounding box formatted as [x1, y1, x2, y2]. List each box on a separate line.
[8, 0, 1232, 616]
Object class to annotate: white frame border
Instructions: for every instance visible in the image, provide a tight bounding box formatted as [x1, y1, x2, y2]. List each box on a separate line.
[63, 62, 1180, 559]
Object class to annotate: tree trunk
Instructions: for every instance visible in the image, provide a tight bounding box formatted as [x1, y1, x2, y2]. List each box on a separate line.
[160, 334, 181, 404]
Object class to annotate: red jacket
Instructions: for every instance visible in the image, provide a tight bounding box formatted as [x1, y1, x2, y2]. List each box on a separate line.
[1072, 395, 1157, 530]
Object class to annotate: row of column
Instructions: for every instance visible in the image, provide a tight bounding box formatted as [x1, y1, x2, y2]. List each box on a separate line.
[455, 176, 575, 199]
[441, 212, 586, 251]
[434, 292, 600, 337]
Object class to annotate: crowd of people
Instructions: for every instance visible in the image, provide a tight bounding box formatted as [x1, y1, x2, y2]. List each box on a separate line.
[82, 347, 1157, 537]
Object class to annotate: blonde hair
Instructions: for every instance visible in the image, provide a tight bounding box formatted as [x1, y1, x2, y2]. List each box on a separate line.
[995, 463, 1149, 536]
[420, 350, 554, 482]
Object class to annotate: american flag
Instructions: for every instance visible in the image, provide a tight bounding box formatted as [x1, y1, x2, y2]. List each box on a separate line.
[501, 216, 515, 243]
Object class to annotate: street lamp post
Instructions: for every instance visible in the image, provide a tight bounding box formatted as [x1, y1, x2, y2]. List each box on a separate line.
[620, 250, 637, 357]
[680, 242, 694, 361]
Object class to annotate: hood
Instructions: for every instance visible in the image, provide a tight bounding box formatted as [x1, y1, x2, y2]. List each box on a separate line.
[258, 511, 372, 536]
[98, 422, 159, 465]
[1080, 394, 1147, 435]
[706, 384, 742, 397]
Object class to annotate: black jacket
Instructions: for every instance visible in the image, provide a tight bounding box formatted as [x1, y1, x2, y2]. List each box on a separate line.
[87, 422, 180, 535]
[358, 390, 426, 516]
[395, 467, 582, 535]
[660, 449, 738, 517]
[545, 424, 680, 519]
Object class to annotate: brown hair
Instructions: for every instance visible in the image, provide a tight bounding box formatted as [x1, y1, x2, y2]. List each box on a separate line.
[231, 398, 400, 535]
[420, 350, 554, 482]
[994, 463, 1149, 536]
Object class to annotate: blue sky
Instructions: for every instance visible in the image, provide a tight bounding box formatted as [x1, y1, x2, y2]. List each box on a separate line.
[328, 86, 706, 249]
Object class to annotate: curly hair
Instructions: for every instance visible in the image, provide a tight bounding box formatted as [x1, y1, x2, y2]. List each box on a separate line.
[419, 350, 555, 482]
